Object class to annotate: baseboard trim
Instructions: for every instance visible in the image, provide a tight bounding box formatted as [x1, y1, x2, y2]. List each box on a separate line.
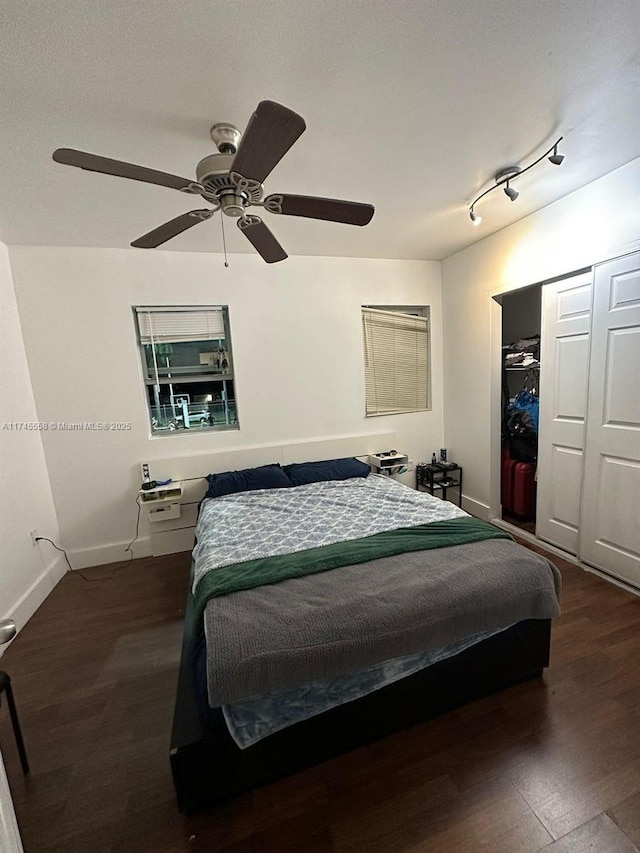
[1, 555, 67, 647]
[462, 495, 490, 520]
[69, 536, 151, 569]
[582, 564, 640, 598]
[490, 518, 640, 599]
[490, 518, 574, 557]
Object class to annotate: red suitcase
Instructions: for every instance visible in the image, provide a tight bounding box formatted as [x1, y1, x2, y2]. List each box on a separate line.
[513, 462, 536, 519]
[501, 456, 517, 513]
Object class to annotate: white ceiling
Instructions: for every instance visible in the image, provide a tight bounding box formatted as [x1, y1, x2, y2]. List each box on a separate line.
[1, 0, 639, 261]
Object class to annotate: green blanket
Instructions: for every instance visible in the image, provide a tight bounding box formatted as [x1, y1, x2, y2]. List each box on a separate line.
[193, 516, 510, 630]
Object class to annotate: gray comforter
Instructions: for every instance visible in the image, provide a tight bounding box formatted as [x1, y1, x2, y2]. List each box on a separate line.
[204, 537, 561, 706]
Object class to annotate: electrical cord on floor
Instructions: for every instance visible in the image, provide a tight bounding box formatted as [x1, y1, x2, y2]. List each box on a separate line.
[39, 495, 142, 583]
[35, 536, 73, 572]
[124, 495, 142, 564]
[79, 494, 142, 582]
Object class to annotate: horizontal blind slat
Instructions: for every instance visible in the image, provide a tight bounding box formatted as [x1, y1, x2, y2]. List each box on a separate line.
[136, 308, 226, 343]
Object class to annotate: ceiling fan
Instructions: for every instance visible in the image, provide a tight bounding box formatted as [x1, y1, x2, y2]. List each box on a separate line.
[52, 100, 375, 263]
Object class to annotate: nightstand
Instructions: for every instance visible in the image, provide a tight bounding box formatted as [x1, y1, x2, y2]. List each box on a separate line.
[417, 463, 463, 507]
[139, 481, 183, 503]
[139, 481, 184, 529]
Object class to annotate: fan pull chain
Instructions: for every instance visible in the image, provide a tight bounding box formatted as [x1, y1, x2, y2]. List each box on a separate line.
[220, 214, 229, 268]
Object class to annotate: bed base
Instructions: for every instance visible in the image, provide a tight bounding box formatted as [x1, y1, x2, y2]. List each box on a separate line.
[170, 613, 551, 813]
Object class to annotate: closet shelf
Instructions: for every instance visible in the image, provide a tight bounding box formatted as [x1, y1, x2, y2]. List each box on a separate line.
[505, 365, 540, 371]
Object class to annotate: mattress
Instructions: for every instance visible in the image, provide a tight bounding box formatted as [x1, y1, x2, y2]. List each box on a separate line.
[191, 475, 560, 746]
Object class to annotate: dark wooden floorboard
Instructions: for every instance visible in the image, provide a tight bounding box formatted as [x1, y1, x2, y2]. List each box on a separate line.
[1, 547, 639, 852]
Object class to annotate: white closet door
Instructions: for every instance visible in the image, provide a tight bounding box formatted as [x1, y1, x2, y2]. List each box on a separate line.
[536, 272, 593, 554]
[580, 252, 640, 587]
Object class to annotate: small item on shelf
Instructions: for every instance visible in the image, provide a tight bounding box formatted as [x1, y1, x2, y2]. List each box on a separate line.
[368, 452, 409, 471]
[440, 448, 447, 462]
[138, 480, 183, 502]
[431, 452, 437, 464]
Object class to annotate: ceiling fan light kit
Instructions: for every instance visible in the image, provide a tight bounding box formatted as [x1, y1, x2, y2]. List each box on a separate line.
[52, 101, 375, 263]
[468, 136, 564, 226]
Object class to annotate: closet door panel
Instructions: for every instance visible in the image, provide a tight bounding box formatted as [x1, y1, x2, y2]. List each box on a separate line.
[580, 252, 640, 587]
[554, 334, 590, 421]
[604, 327, 640, 425]
[536, 272, 593, 554]
[549, 445, 583, 533]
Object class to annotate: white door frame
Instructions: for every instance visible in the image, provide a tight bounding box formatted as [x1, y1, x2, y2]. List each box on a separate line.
[489, 270, 591, 519]
[0, 750, 23, 853]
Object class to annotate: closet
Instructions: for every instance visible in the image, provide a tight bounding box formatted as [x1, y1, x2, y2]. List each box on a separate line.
[500, 285, 542, 532]
[536, 251, 640, 589]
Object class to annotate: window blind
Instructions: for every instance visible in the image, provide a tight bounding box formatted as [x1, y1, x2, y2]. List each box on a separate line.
[135, 307, 226, 344]
[362, 307, 429, 415]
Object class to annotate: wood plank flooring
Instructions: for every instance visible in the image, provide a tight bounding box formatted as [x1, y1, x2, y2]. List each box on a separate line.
[1, 545, 639, 852]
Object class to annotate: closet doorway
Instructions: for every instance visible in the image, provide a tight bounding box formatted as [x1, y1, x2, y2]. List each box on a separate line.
[494, 251, 640, 591]
[500, 285, 541, 534]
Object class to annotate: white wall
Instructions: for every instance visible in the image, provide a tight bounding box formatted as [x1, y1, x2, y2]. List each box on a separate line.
[442, 157, 640, 518]
[0, 242, 65, 632]
[9, 248, 443, 567]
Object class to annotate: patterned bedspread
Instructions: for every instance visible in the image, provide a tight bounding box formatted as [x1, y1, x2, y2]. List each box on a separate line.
[192, 473, 467, 590]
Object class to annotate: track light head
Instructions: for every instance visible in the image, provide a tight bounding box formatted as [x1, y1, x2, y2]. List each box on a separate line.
[469, 208, 482, 226]
[504, 182, 519, 201]
[548, 143, 564, 166]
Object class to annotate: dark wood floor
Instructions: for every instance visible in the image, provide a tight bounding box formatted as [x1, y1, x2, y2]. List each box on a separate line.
[2, 544, 640, 853]
[502, 510, 537, 534]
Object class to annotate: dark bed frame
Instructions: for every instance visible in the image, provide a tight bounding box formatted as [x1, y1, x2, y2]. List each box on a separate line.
[170, 580, 551, 813]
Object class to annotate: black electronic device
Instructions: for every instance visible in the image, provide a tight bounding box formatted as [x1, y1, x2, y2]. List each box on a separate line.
[140, 480, 158, 491]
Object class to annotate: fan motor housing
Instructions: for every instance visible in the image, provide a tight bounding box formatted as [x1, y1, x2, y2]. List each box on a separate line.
[195, 153, 262, 204]
[219, 193, 246, 217]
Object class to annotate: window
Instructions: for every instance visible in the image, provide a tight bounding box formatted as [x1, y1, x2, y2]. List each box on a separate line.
[134, 306, 238, 434]
[362, 306, 430, 416]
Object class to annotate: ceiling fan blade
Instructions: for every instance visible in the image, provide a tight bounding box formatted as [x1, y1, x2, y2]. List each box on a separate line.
[231, 101, 306, 184]
[131, 210, 213, 248]
[264, 194, 374, 226]
[237, 215, 287, 263]
[53, 148, 194, 191]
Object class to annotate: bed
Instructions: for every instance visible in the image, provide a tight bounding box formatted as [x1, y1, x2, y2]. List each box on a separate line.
[170, 459, 560, 813]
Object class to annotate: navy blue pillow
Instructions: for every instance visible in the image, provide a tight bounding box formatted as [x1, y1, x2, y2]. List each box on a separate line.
[283, 457, 370, 487]
[205, 463, 291, 499]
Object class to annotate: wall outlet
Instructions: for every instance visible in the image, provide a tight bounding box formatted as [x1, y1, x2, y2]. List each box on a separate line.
[30, 529, 39, 547]
[141, 462, 150, 482]
[407, 460, 415, 472]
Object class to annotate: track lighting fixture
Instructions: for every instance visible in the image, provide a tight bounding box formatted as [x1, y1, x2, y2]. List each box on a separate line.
[548, 142, 564, 166]
[504, 181, 519, 201]
[468, 136, 564, 225]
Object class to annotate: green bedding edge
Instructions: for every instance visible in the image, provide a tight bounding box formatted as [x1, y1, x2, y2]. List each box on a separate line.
[193, 516, 511, 630]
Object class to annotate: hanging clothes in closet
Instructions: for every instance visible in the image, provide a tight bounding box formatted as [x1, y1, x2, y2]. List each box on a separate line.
[501, 339, 540, 520]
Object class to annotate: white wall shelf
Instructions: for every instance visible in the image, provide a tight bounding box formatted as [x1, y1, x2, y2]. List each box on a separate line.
[139, 482, 183, 504]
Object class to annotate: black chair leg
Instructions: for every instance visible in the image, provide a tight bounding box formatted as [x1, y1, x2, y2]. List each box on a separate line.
[4, 680, 29, 775]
